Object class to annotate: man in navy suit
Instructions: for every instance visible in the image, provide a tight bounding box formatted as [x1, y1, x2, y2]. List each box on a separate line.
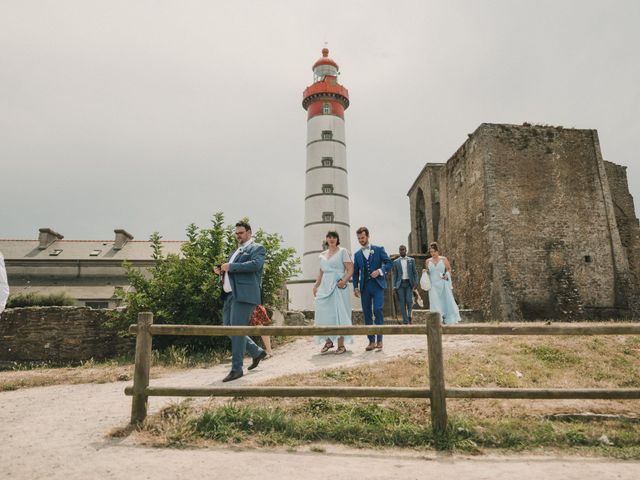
[392, 245, 419, 324]
[352, 226, 392, 350]
[214, 221, 267, 382]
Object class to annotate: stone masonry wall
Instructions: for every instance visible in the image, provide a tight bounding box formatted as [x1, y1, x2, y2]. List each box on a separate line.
[605, 161, 640, 314]
[438, 132, 491, 316]
[0, 307, 134, 362]
[483, 124, 621, 319]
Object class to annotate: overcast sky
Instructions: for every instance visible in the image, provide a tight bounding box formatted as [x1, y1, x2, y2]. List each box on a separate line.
[2, 0, 639, 260]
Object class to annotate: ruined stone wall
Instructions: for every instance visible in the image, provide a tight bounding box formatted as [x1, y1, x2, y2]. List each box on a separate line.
[605, 161, 640, 314]
[408, 164, 445, 254]
[483, 124, 621, 319]
[0, 307, 133, 362]
[605, 161, 640, 275]
[438, 133, 491, 315]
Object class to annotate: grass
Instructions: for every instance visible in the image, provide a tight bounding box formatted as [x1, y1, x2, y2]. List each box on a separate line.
[133, 334, 640, 458]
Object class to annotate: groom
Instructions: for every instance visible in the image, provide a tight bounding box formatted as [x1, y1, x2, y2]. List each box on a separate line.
[353, 226, 392, 350]
[213, 221, 267, 382]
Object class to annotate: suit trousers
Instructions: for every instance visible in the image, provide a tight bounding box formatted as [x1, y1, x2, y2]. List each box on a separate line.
[396, 280, 413, 324]
[361, 280, 385, 343]
[223, 294, 263, 372]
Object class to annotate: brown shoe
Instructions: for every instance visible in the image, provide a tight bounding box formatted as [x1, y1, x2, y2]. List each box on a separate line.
[375, 341, 383, 350]
[365, 342, 376, 351]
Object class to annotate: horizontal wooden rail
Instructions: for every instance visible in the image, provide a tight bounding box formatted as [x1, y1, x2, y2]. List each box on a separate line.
[446, 388, 640, 399]
[442, 324, 640, 335]
[127, 323, 640, 337]
[125, 386, 431, 398]
[128, 324, 428, 336]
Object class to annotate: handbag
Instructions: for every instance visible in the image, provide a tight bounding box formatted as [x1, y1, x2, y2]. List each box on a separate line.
[250, 304, 271, 326]
[419, 270, 431, 291]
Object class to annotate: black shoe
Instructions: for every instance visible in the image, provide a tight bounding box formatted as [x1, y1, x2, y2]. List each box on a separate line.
[222, 370, 243, 382]
[248, 350, 267, 370]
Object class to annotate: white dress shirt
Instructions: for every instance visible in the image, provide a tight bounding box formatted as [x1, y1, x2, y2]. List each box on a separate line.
[223, 239, 254, 293]
[400, 257, 409, 280]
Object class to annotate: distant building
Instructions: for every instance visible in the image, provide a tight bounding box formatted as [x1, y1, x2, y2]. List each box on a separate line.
[1, 228, 183, 308]
[408, 123, 640, 320]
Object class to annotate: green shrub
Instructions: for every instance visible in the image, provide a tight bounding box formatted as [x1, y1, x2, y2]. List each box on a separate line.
[107, 212, 300, 351]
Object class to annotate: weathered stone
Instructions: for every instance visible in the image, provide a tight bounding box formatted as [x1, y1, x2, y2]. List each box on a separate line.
[408, 123, 640, 320]
[0, 306, 133, 362]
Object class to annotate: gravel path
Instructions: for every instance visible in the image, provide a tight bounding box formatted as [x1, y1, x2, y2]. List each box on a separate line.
[1, 334, 638, 479]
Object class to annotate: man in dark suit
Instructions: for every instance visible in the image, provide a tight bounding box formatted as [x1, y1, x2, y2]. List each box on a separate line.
[213, 221, 267, 382]
[392, 245, 419, 324]
[352, 226, 392, 350]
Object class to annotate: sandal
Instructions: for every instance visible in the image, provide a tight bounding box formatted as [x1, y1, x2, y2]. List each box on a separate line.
[335, 346, 347, 355]
[320, 340, 334, 353]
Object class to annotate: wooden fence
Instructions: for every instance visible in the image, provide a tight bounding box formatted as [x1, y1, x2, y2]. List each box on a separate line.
[125, 312, 640, 438]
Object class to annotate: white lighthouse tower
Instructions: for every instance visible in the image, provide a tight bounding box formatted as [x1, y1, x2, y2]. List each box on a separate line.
[288, 48, 351, 310]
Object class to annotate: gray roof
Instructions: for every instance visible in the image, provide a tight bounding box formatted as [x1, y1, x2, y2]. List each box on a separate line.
[0, 239, 184, 261]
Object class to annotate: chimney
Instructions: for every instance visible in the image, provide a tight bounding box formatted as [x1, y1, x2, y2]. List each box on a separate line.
[38, 228, 63, 249]
[113, 229, 134, 250]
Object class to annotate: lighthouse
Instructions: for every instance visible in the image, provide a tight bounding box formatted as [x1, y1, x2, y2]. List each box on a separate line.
[288, 48, 351, 310]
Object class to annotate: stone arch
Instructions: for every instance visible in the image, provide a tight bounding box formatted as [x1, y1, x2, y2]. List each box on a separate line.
[416, 188, 428, 253]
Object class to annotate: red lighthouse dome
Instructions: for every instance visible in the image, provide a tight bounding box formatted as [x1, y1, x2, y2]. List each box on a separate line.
[303, 48, 349, 120]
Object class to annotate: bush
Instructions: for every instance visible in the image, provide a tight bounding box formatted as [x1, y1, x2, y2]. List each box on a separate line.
[7, 291, 76, 308]
[107, 213, 299, 351]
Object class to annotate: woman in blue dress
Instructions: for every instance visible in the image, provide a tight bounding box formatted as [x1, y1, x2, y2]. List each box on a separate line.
[424, 242, 460, 325]
[312, 230, 354, 354]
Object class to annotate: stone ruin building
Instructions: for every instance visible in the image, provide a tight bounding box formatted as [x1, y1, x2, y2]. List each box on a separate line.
[408, 123, 640, 320]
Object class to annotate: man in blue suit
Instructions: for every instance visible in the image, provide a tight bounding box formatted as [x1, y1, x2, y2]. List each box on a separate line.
[392, 245, 419, 324]
[214, 221, 267, 382]
[352, 226, 392, 350]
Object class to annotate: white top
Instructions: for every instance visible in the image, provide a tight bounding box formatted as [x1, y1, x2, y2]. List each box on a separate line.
[400, 257, 409, 279]
[223, 239, 254, 293]
[0, 252, 9, 313]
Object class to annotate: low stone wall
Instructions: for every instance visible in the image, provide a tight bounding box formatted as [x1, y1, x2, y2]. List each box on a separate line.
[0, 307, 134, 363]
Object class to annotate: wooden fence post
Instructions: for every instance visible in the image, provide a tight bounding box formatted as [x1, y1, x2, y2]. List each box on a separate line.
[426, 313, 448, 441]
[130, 312, 153, 424]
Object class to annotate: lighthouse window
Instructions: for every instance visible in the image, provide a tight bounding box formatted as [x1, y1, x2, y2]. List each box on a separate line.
[321, 130, 333, 140]
[322, 184, 334, 194]
[322, 212, 334, 222]
[323, 103, 331, 114]
[321, 157, 333, 167]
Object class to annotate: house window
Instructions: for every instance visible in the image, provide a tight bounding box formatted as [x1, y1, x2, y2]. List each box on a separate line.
[89, 249, 101, 256]
[322, 184, 334, 194]
[321, 130, 333, 140]
[49, 249, 63, 256]
[323, 103, 331, 114]
[85, 301, 109, 309]
[322, 212, 334, 222]
[321, 157, 333, 167]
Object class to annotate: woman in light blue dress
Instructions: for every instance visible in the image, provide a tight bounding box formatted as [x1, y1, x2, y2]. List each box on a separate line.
[312, 230, 354, 354]
[425, 242, 460, 325]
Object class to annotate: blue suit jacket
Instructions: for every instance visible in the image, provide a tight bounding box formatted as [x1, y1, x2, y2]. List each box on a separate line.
[227, 242, 265, 305]
[352, 245, 392, 291]
[392, 256, 419, 289]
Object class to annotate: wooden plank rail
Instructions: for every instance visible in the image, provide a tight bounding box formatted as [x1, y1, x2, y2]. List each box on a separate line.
[127, 323, 640, 337]
[446, 388, 640, 399]
[125, 386, 431, 398]
[125, 311, 640, 449]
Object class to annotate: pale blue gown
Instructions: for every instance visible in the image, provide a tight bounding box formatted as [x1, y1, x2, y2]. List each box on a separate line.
[427, 257, 461, 325]
[314, 248, 353, 345]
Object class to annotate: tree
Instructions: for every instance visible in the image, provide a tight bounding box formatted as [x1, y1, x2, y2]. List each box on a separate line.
[108, 213, 299, 350]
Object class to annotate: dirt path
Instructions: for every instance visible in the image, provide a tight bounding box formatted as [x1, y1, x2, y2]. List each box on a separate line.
[1, 335, 638, 479]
